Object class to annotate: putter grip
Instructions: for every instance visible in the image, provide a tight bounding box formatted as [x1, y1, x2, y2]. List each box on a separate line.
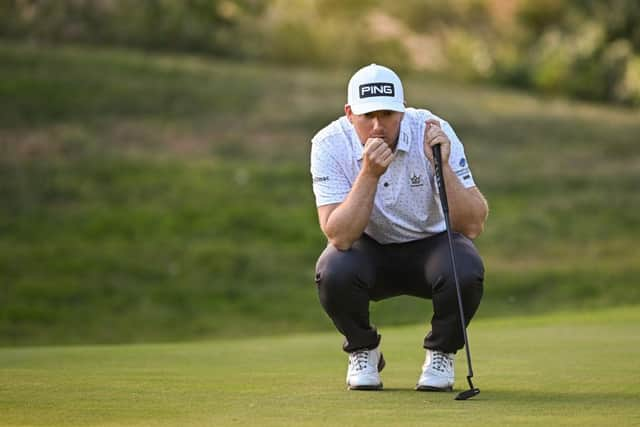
[432, 144, 449, 214]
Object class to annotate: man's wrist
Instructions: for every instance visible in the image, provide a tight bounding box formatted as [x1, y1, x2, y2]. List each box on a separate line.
[360, 168, 382, 181]
[441, 163, 455, 174]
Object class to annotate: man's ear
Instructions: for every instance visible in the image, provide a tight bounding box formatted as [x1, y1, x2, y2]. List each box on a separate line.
[344, 104, 353, 122]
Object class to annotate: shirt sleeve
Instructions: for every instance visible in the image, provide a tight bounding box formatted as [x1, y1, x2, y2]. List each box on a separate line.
[310, 139, 352, 207]
[442, 121, 476, 188]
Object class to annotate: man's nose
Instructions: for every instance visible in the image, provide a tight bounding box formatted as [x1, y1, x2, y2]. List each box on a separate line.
[372, 116, 382, 130]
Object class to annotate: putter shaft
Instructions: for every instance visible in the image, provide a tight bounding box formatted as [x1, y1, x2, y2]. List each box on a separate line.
[432, 143, 480, 400]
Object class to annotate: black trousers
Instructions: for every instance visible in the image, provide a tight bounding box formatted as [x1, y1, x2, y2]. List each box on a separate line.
[315, 232, 484, 353]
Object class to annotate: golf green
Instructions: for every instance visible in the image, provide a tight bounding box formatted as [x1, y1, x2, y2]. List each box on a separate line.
[2, 306, 639, 426]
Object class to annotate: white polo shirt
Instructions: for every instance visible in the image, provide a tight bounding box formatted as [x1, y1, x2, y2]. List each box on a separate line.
[310, 107, 476, 244]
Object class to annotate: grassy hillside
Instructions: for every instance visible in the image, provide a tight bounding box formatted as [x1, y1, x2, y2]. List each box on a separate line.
[1, 41, 639, 345]
[1, 307, 639, 426]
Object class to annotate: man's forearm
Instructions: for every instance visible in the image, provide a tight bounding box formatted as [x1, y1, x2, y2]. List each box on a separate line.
[323, 172, 379, 250]
[442, 165, 488, 239]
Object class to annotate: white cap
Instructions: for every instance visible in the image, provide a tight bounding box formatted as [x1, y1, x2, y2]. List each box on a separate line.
[347, 64, 405, 115]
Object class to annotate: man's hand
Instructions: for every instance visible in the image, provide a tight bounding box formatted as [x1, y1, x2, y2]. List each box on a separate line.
[319, 137, 393, 250]
[423, 119, 450, 166]
[362, 137, 395, 178]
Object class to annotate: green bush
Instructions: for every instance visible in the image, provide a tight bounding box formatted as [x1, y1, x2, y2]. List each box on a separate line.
[0, 0, 264, 57]
[1, 0, 639, 105]
[491, 0, 640, 105]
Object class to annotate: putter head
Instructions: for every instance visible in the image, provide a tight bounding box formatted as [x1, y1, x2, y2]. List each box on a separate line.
[455, 376, 480, 400]
[455, 387, 480, 400]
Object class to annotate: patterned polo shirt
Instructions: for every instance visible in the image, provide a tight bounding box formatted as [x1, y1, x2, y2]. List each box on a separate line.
[310, 107, 476, 244]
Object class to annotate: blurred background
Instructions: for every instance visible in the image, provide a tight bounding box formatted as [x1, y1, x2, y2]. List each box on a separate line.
[1, 0, 639, 346]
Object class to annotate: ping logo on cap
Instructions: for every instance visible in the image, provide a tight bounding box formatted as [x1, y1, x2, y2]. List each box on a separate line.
[359, 83, 395, 99]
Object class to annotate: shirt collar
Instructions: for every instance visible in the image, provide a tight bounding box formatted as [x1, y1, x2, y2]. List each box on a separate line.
[352, 114, 411, 160]
[396, 116, 411, 153]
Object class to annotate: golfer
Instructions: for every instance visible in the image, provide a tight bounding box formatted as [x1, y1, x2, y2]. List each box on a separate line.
[310, 64, 488, 391]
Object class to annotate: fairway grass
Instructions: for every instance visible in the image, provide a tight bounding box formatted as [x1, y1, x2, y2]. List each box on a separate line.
[1, 307, 639, 426]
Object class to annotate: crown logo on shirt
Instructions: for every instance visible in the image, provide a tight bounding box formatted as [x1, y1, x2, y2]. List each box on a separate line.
[410, 173, 423, 187]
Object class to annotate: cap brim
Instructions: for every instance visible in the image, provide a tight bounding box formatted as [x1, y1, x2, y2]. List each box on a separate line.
[350, 100, 405, 115]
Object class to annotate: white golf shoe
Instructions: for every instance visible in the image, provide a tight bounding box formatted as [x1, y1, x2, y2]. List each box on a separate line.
[416, 349, 455, 391]
[346, 346, 385, 390]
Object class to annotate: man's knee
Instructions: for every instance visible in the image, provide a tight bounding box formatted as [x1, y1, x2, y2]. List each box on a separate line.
[435, 238, 484, 296]
[459, 249, 484, 291]
[315, 246, 372, 309]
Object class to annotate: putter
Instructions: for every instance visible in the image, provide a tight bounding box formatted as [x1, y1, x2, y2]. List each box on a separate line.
[432, 143, 481, 401]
